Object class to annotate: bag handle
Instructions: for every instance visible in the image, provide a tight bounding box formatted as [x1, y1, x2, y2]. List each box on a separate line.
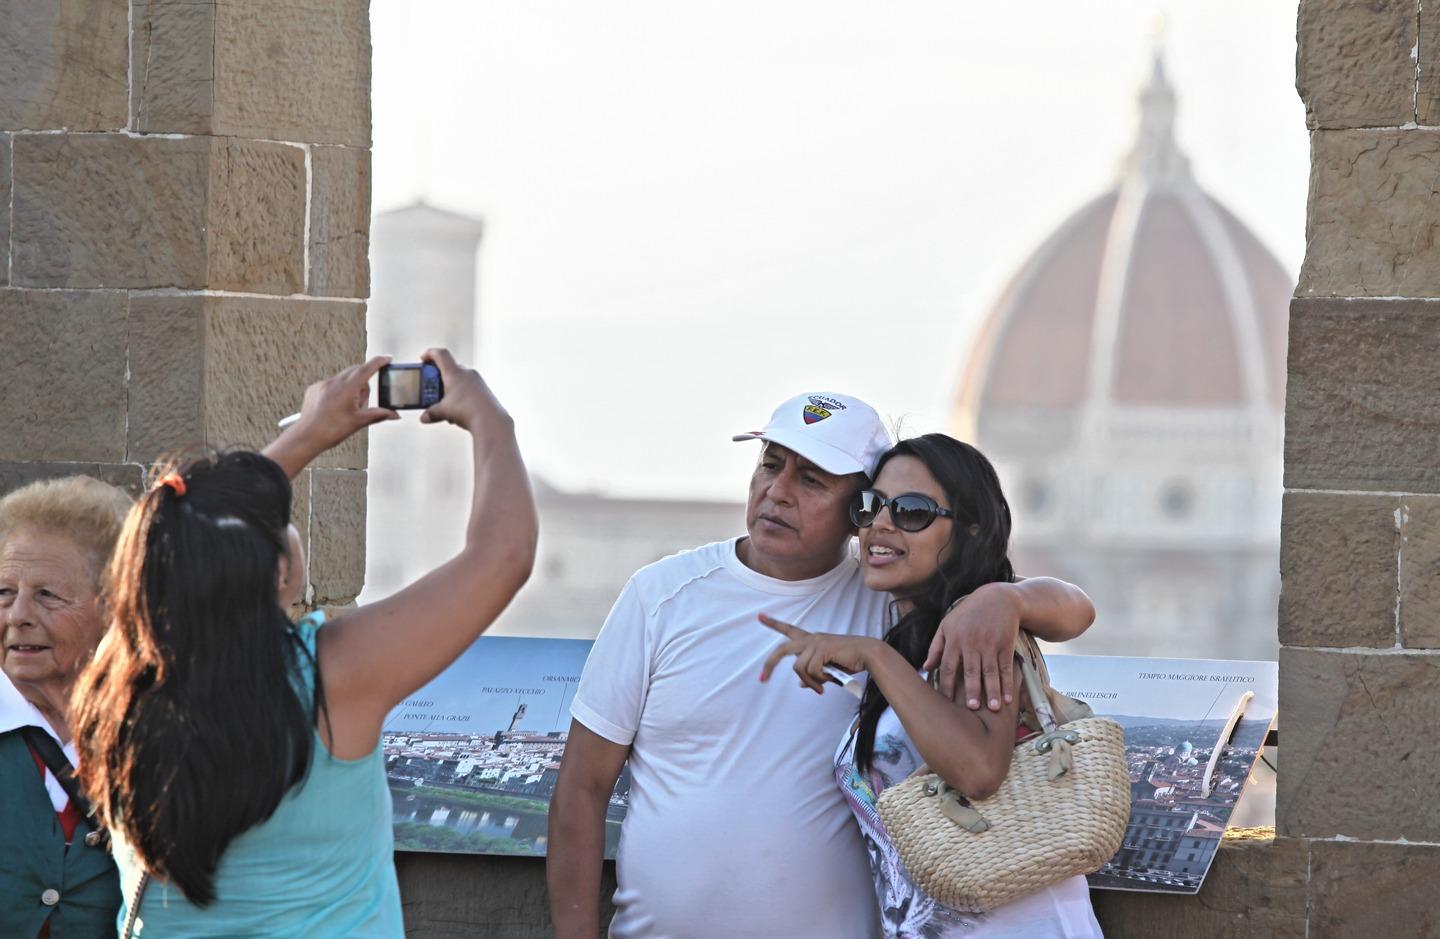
[1015, 634, 1060, 732]
[1013, 633, 1082, 779]
[914, 632, 1086, 828]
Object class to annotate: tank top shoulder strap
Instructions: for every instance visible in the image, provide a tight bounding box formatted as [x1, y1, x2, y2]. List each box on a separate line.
[288, 610, 327, 704]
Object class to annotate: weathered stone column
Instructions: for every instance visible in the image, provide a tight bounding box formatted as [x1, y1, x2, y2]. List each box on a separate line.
[1279, 0, 1440, 931]
[0, 0, 372, 607]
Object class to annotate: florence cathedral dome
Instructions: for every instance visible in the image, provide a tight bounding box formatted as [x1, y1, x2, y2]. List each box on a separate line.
[953, 55, 1292, 658]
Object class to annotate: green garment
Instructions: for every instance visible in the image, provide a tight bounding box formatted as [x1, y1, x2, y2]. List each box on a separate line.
[0, 729, 121, 939]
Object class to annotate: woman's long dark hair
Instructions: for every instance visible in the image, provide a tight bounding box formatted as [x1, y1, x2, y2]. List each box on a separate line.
[854, 434, 1015, 773]
[73, 451, 321, 906]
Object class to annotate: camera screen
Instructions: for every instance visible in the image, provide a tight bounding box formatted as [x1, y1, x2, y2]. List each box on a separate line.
[386, 368, 422, 407]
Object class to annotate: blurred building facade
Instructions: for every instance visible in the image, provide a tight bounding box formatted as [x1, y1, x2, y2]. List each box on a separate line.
[364, 202, 487, 601]
[953, 56, 1291, 660]
[495, 482, 742, 638]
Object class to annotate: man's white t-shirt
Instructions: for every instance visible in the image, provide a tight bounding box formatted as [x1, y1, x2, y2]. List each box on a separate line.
[572, 538, 891, 939]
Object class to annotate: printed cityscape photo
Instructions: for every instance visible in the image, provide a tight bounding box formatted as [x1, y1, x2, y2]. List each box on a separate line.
[385, 721, 630, 856]
[379, 636, 630, 856]
[1047, 655, 1277, 894]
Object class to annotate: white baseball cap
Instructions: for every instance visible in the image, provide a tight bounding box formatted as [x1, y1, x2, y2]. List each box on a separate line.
[732, 392, 893, 478]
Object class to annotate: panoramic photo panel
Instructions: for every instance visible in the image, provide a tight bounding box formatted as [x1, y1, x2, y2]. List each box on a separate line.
[383, 637, 629, 857]
[1044, 655, 1278, 894]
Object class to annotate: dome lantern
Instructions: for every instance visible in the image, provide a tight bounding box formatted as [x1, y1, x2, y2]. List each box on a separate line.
[1126, 52, 1190, 186]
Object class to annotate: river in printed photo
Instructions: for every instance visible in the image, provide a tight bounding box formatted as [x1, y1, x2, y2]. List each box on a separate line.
[400, 795, 547, 840]
[392, 789, 622, 856]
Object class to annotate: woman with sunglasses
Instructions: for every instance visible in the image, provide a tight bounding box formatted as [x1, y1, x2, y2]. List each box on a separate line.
[761, 434, 1102, 938]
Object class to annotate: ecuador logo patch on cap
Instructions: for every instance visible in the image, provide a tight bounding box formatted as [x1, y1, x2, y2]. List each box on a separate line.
[803, 405, 831, 424]
[802, 395, 846, 425]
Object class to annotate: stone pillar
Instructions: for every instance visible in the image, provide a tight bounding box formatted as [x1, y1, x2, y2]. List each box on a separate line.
[1279, 0, 1440, 932]
[0, 0, 372, 607]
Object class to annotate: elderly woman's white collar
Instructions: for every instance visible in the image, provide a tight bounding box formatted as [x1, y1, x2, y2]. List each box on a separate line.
[0, 672, 74, 811]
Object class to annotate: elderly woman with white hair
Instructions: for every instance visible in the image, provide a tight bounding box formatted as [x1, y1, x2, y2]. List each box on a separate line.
[0, 475, 132, 939]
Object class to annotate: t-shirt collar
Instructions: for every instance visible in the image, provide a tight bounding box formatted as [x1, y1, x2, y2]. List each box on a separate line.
[723, 535, 860, 596]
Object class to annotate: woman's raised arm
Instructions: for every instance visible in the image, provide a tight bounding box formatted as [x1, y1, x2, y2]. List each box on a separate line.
[265, 349, 538, 758]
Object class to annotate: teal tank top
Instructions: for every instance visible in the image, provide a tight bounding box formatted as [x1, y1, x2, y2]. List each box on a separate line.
[111, 612, 404, 937]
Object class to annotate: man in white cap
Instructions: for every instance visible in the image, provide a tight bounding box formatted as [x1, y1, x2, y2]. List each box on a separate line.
[548, 392, 1094, 939]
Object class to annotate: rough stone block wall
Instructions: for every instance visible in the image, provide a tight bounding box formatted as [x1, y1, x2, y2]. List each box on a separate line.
[0, 0, 373, 609]
[395, 855, 619, 938]
[1092, 834, 1307, 938]
[1281, 0, 1440, 933]
[10, 2, 1431, 934]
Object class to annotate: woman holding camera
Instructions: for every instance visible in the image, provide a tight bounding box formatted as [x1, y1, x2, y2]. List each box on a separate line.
[761, 434, 1101, 938]
[73, 350, 537, 937]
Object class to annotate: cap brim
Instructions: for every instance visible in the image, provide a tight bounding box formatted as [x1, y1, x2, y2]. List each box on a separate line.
[731, 429, 866, 476]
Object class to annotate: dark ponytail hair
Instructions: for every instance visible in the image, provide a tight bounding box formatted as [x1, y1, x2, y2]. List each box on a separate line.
[73, 451, 322, 906]
[853, 434, 1015, 773]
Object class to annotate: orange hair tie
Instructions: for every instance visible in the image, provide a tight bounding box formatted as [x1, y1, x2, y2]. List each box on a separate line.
[157, 472, 187, 497]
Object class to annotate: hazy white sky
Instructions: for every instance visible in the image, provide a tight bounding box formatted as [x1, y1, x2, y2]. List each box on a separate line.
[370, 1, 1306, 501]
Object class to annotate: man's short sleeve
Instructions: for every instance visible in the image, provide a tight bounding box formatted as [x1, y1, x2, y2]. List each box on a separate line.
[571, 577, 651, 746]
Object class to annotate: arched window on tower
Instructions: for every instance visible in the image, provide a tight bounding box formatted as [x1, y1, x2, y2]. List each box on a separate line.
[1021, 477, 1053, 517]
[1159, 479, 1195, 520]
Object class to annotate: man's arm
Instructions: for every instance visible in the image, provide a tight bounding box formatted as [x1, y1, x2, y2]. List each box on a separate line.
[548, 721, 631, 939]
[924, 576, 1095, 711]
[1004, 576, 1095, 642]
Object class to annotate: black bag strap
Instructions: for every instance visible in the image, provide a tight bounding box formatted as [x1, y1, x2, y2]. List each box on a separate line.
[17, 724, 93, 822]
[17, 726, 141, 932]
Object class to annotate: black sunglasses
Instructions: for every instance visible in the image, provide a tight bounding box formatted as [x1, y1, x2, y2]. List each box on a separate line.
[850, 490, 956, 532]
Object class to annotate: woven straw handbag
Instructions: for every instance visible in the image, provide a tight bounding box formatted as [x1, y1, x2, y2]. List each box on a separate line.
[876, 633, 1130, 913]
